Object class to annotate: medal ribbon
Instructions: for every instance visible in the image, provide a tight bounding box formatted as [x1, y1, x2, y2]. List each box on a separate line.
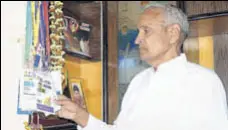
[39, 2, 45, 70]
[43, 1, 50, 60]
[31, 1, 41, 55]
[24, 1, 33, 64]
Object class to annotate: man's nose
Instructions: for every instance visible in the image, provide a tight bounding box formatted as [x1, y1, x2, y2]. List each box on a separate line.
[135, 35, 143, 45]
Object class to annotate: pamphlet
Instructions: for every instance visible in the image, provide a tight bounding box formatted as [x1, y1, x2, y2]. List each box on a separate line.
[35, 71, 62, 115]
[17, 69, 62, 115]
[19, 69, 37, 111]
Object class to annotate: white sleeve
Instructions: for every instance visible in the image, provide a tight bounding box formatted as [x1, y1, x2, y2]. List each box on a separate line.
[209, 75, 228, 127]
[181, 72, 228, 130]
[198, 74, 228, 130]
[77, 84, 134, 130]
[77, 71, 146, 130]
[77, 114, 117, 130]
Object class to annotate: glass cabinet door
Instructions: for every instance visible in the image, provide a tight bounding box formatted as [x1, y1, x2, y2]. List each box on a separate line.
[62, 1, 105, 121]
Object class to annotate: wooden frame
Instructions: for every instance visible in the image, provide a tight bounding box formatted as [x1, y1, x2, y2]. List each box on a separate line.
[107, 1, 118, 123]
[177, 1, 228, 21]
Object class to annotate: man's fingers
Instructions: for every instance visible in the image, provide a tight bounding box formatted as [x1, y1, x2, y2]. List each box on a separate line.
[55, 94, 81, 113]
[57, 95, 70, 100]
[55, 108, 77, 120]
[55, 95, 71, 105]
[55, 110, 62, 117]
[55, 98, 71, 106]
[56, 109, 67, 119]
[55, 99, 79, 113]
[61, 103, 79, 113]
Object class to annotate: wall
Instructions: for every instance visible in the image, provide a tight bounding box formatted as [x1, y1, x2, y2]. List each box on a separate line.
[1, 2, 28, 130]
[2, 43, 28, 130]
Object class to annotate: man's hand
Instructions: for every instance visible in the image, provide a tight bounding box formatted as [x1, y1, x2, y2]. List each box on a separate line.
[55, 95, 89, 127]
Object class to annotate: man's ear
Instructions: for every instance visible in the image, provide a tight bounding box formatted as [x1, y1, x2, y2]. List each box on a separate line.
[167, 24, 181, 45]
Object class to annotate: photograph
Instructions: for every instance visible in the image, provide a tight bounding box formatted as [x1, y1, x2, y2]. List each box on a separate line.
[68, 78, 87, 110]
[63, 16, 92, 57]
[63, 1, 102, 60]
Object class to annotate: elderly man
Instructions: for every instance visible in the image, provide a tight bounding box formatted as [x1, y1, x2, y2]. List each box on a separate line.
[55, 4, 228, 130]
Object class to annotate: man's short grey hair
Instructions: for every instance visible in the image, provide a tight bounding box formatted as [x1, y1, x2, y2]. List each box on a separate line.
[143, 3, 189, 40]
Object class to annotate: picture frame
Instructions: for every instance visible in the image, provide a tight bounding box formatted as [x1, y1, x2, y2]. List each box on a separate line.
[68, 78, 87, 110]
[63, 15, 93, 59]
[63, 1, 103, 61]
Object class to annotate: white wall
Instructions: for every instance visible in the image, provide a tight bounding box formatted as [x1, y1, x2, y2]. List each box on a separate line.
[1, 1, 28, 130]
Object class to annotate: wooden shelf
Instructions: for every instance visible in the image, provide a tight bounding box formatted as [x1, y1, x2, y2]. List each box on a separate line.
[188, 11, 228, 21]
[188, 15, 228, 37]
[64, 50, 92, 61]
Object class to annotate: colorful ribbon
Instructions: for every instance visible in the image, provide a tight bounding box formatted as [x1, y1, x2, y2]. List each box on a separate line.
[24, 1, 33, 64]
[43, 1, 50, 61]
[31, 1, 41, 55]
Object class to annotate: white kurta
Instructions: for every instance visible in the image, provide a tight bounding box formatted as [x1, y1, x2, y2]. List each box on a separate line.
[79, 54, 228, 130]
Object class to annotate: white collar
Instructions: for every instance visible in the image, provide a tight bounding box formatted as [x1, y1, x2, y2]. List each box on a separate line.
[151, 53, 187, 74]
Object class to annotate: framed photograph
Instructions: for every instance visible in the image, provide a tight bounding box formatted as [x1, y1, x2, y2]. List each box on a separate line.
[63, 1, 102, 61]
[63, 16, 92, 58]
[68, 78, 87, 110]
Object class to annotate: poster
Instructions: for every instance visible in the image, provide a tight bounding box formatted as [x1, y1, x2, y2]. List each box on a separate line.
[63, 1, 102, 60]
[64, 16, 92, 57]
